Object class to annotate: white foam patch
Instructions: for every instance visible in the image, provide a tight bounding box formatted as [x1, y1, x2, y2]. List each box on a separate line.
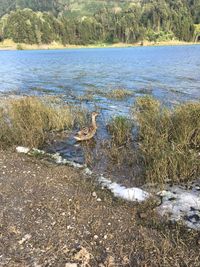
[99, 175, 149, 202]
[16, 146, 200, 230]
[16, 146, 30, 154]
[157, 185, 200, 230]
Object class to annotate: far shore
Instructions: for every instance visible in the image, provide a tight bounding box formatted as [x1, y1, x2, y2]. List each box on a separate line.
[0, 39, 199, 51]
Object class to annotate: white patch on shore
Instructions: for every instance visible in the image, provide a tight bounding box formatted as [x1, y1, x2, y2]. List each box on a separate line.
[157, 184, 200, 230]
[16, 146, 30, 154]
[99, 175, 149, 202]
[15, 146, 200, 230]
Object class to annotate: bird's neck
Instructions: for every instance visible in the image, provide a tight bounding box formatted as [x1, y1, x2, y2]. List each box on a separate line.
[92, 116, 97, 129]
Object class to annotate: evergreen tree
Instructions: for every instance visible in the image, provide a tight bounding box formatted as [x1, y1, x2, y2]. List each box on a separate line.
[0, 0, 198, 45]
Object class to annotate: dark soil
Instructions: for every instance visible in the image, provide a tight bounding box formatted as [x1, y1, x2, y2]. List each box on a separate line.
[0, 149, 199, 267]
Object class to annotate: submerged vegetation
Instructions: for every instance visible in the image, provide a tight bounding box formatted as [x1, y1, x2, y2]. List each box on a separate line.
[0, 0, 199, 46]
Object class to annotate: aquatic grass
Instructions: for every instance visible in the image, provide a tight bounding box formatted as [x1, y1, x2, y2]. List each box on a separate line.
[105, 143, 137, 167]
[86, 88, 134, 100]
[134, 96, 200, 184]
[106, 116, 143, 182]
[72, 105, 89, 128]
[76, 92, 94, 102]
[0, 107, 12, 146]
[106, 88, 134, 100]
[107, 116, 133, 146]
[135, 88, 153, 95]
[0, 96, 86, 148]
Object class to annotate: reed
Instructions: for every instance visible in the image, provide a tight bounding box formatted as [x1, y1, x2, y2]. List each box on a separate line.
[0, 96, 86, 148]
[134, 96, 200, 183]
[108, 116, 133, 146]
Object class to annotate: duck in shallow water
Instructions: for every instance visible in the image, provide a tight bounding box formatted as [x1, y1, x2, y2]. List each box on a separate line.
[74, 112, 99, 141]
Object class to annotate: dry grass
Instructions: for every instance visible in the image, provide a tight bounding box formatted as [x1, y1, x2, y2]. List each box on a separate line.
[104, 143, 140, 177]
[105, 116, 142, 181]
[134, 96, 200, 184]
[0, 96, 87, 148]
[107, 116, 133, 146]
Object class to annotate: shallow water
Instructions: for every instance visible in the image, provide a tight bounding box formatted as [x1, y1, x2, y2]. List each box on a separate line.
[0, 46, 200, 106]
[1, 45, 200, 185]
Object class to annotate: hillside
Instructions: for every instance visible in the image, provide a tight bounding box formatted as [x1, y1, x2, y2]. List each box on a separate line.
[0, 0, 199, 45]
[1, 0, 199, 19]
[0, 0, 141, 17]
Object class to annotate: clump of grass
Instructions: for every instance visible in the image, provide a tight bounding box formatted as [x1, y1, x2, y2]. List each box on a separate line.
[86, 88, 134, 100]
[0, 107, 12, 146]
[77, 92, 94, 102]
[134, 96, 200, 184]
[72, 105, 89, 128]
[107, 88, 134, 100]
[0, 96, 86, 148]
[105, 143, 137, 169]
[108, 116, 133, 146]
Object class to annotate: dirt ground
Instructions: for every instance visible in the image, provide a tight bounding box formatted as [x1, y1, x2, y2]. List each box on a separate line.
[0, 149, 199, 267]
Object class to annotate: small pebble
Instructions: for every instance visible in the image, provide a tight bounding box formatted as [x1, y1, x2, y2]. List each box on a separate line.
[92, 192, 97, 198]
[18, 234, 32, 245]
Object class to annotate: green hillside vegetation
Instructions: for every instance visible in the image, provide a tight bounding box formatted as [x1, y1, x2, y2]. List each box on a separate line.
[0, 0, 199, 45]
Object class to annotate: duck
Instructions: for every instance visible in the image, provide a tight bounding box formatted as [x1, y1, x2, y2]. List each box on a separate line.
[74, 112, 99, 141]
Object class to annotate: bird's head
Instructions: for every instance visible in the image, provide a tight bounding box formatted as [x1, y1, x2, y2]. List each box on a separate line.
[92, 111, 99, 117]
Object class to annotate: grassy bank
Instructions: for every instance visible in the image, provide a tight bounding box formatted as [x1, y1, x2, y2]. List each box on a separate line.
[0, 96, 199, 185]
[0, 97, 200, 267]
[0, 39, 199, 51]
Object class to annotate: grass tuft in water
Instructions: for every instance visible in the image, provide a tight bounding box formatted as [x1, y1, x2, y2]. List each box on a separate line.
[77, 92, 94, 102]
[108, 116, 133, 146]
[86, 88, 134, 100]
[134, 96, 200, 184]
[106, 88, 134, 100]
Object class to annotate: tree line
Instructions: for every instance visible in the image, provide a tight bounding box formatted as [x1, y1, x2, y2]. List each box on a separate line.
[0, 0, 199, 45]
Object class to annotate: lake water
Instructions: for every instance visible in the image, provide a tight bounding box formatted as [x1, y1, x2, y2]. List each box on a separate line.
[0, 45, 200, 113]
[0, 45, 200, 185]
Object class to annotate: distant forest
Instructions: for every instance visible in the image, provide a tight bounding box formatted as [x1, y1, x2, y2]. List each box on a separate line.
[0, 0, 199, 45]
